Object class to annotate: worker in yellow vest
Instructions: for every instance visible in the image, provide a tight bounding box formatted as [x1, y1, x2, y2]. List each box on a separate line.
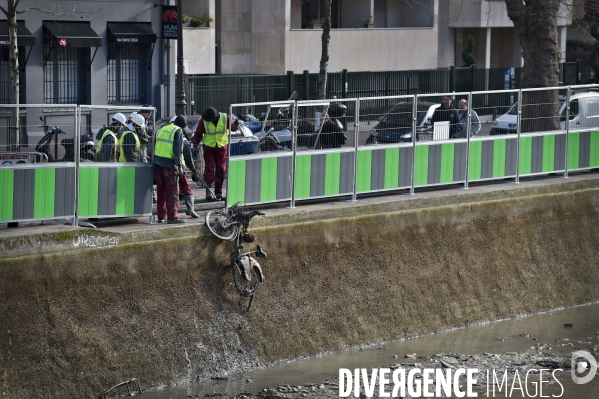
[153, 115, 186, 224]
[118, 113, 143, 162]
[95, 113, 126, 162]
[192, 107, 238, 200]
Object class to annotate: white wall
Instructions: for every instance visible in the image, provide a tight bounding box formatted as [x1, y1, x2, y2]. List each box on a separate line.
[286, 28, 438, 73]
[180, 27, 215, 74]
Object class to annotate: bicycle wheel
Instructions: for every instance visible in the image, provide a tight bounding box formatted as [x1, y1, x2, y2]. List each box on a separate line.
[233, 257, 261, 297]
[205, 210, 238, 241]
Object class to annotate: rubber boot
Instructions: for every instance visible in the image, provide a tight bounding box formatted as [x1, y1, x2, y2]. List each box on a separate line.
[185, 195, 199, 218]
[206, 185, 216, 200]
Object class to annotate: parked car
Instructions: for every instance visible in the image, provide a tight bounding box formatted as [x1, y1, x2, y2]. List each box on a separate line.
[154, 114, 258, 156]
[490, 103, 517, 135]
[365, 101, 440, 144]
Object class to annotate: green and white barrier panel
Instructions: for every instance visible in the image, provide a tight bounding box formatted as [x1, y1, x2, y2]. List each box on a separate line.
[413, 142, 468, 187]
[0, 164, 76, 223]
[567, 130, 599, 171]
[227, 154, 294, 205]
[468, 137, 518, 181]
[356, 145, 413, 192]
[294, 150, 355, 200]
[518, 133, 567, 176]
[78, 163, 153, 218]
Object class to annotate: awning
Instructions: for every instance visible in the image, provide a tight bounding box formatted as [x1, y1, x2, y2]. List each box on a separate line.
[43, 21, 101, 47]
[0, 21, 36, 47]
[107, 22, 156, 44]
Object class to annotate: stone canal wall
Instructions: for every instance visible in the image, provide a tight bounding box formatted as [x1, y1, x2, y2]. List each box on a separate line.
[2, 176, 599, 398]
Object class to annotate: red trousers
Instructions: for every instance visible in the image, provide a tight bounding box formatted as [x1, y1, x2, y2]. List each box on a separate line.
[203, 144, 227, 195]
[179, 173, 192, 196]
[156, 165, 179, 220]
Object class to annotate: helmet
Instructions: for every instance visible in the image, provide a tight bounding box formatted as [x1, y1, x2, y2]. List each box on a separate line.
[329, 104, 347, 118]
[202, 107, 218, 121]
[129, 112, 137, 120]
[131, 113, 146, 128]
[173, 115, 187, 129]
[112, 112, 126, 125]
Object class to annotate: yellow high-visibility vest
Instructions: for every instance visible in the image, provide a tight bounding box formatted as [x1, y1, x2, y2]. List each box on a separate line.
[118, 130, 140, 162]
[203, 113, 229, 148]
[154, 124, 180, 160]
[95, 129, 119, 162]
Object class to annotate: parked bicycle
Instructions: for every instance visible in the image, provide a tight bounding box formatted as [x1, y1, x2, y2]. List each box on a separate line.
[205, 203, 266, 311]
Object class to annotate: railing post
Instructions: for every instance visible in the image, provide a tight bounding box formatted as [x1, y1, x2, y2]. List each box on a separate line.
[515, 89, 522, 184]
[450, 65, 456, 92]
[464, 92, 472, 190]
[342, 69, 348, 99]
[410, 94, 417, 195]
[74, 104, 80, 227]
[351, 98, 359, 202]
[564, 86, 571, 178]
[303, 70, 310, 100]
[287, 70, 294, 96]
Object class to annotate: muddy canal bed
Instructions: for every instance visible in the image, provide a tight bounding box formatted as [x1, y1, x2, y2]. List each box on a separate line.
[141, 303, 599, 398]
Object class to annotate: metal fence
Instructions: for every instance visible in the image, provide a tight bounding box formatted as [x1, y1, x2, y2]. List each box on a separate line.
[0, 104, 156, 225]
[2, 83, 598, 226]
[185, 62, 583, 118]
[226, 84, 599, 208]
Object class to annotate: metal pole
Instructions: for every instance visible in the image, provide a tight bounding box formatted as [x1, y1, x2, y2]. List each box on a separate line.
[175, 0, 186, 116]
[410, 94, 417, 195]
[351, 99, 359, 202]
[515, 89, 522, 184]
[564, 86, 571, 178]
[464, 93, 472, 189]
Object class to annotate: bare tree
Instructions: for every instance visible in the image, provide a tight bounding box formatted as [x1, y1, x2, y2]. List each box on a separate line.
[0, 1, 100, 151]
[317, 0, 332, 100]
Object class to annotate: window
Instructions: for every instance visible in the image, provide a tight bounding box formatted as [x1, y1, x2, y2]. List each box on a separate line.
[301, 0, 340, 28]
[0, 46, 9, 104]
[43, 25, 89, 104]
[107, 43, 149, 104]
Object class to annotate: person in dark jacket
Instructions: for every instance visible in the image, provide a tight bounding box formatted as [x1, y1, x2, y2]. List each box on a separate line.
[431, 96, 460, 138]
[95, 113, 126, 162]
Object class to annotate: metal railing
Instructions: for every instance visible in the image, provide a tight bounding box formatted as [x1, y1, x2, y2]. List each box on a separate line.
[2, 84, 599, 226]
[226, 84, 599, 208]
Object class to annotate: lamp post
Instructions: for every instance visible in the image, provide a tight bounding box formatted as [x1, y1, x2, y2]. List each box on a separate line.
[175, 0, 186, 116]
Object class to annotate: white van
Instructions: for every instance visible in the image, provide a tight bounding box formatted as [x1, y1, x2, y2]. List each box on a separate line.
[559, 91, 599, 131]
[490, 91, 599, 134]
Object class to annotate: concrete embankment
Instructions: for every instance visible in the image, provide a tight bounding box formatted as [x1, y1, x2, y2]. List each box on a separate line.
[1, 174, 599, 398]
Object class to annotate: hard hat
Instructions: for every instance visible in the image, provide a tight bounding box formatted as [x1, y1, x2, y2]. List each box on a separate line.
[112, 113, 126, 125]
[131, 113, 146, 128]
[129, 112, 137, 120]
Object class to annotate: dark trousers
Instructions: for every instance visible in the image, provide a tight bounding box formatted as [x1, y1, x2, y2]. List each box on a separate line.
[156, 165, 179, 220]
[203, 144, 227, 195]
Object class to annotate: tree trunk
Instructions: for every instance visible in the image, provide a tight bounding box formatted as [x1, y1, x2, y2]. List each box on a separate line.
[7, 0, 20, 151]
[317, 0, 332, 100]
[505, 0, 561, 132]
